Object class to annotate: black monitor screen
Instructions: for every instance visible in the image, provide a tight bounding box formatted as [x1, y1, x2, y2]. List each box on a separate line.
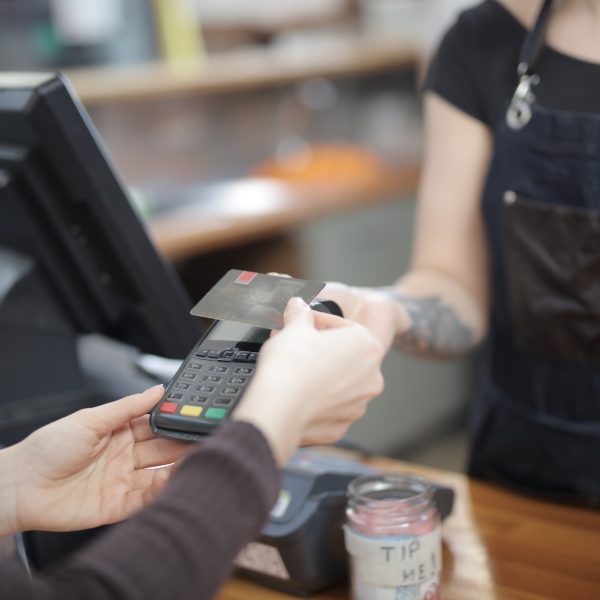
[0, 72, 201, 358]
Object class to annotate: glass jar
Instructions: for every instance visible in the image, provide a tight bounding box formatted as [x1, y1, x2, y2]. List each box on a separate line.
[345, 473, 442, 600]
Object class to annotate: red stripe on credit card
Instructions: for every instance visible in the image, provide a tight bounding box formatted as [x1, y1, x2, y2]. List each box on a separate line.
[235, 271, 257, 285]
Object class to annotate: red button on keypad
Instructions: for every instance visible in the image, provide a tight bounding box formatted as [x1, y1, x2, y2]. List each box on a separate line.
[160, 401, 179, 413]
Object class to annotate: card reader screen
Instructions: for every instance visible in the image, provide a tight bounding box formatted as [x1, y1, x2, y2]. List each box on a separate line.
[208, 321, 270, 344]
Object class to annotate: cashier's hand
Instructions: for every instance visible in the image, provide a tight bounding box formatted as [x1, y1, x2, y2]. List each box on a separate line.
[0, 386, 189, 536]
[268, 273, 397, 351]
[320, 282, 398, 351]
[233, 297, 385, 466]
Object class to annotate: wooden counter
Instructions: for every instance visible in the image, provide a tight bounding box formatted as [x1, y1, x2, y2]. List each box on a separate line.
[217, 457, 600, 600]
[65, 37, 416, 106]
[147, 168, 421, 261]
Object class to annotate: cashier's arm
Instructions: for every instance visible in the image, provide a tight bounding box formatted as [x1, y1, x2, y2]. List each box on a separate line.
[389, 93, 493, 356]
[326, 93, 493, 357]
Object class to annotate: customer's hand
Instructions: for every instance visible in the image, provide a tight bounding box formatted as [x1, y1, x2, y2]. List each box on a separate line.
[0, 386, 188, 535]
[234, 297, 385, 465]
[321, 282, 399, 351]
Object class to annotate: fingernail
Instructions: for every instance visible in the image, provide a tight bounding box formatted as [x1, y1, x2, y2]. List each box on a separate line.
[144, 384, 164, 394]
[289, 297, 307, 308]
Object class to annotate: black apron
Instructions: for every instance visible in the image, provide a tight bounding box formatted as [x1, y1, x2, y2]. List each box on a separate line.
[468, 0, 600, 506]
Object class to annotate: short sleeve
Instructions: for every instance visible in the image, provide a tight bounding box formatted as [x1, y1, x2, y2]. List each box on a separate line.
[423, 12, 490, 125]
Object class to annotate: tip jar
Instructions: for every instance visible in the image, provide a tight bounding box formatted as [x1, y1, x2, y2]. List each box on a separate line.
[344, 473, 442, 600]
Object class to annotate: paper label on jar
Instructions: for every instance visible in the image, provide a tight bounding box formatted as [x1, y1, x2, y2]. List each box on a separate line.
[344, 525, 441, 588]
[351, 576, 440, 600]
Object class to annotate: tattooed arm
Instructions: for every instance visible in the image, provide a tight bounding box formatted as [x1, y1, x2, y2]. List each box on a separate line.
[324, 267, 485, 360]
[323, 95, 492, 358]
[323, 273, 485, 360]
[384, 287, 478, 358]
[386, 93, 490, 358]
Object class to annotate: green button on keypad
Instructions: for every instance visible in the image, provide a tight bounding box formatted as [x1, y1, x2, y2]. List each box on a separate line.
[205, 407, 227, 420]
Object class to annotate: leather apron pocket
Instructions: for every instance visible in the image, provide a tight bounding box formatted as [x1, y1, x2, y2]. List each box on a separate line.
[503, 192, 600, 363]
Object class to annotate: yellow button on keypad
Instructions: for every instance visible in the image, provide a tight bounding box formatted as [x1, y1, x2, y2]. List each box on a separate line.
[180, 404, 203, 417]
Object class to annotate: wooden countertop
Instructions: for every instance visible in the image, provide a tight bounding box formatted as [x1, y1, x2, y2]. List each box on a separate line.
[65, 37, 416, 106]
[147, 168, 421, 261]
[217, 456, 600, 600]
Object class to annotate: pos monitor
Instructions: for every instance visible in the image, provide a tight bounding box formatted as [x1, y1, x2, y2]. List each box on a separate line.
[0, 73, 201, 443]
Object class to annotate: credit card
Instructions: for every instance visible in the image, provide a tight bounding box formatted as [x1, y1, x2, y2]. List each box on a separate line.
[190, 270, 325, 330]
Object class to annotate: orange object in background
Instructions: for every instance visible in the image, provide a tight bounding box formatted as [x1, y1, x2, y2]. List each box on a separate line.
[253, 143, 387, 185]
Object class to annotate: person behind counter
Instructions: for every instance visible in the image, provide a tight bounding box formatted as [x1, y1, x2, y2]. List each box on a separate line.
[322, 0, 600, 504]
[0, 297, 385, 599]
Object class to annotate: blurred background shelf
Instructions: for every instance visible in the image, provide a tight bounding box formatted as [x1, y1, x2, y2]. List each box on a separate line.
[147, 166, 420, 260]
[66, 38, 417, 106]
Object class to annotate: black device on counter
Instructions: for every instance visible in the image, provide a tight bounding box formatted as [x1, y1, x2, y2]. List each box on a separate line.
[235, 448, 455, 597]
[150, 300, 343, 441]
[0, 73, 200, 446]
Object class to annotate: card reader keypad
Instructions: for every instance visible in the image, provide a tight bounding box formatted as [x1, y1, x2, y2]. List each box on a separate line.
[156, 347, 256, 433]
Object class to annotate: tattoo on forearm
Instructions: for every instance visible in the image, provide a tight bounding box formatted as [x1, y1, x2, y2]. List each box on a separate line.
[385, 290, 475, 357]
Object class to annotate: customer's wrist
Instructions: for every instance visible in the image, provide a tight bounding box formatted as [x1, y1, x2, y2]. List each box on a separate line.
[233, 378, 303, 467]
[233, 402, 300, 468]
[232, 413, 294, 468]
[0, 444, 22, 536]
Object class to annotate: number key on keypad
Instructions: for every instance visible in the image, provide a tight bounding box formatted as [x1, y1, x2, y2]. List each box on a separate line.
[190, 395, 208, 403]
[202, 375, 222, 383]
[221, 386, 240, 395]
[234, 367, 254, 375]
[214, 397, 233, 407]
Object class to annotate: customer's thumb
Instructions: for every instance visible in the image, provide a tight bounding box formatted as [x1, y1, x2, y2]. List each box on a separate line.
[283, 297, 314, 330]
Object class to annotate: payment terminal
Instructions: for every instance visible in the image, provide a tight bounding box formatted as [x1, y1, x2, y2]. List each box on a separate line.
[235, 448, 455, 596]
[150, 300, 342, 441]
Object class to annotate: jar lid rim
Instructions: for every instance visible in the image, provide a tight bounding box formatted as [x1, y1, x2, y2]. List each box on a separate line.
[347, 473, 432, 505]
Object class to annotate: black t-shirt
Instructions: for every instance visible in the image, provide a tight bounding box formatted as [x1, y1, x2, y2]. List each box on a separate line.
[425, 0, 600, 127]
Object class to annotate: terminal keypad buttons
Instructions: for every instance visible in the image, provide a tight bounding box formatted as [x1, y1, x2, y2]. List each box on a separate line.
[155, 345, 260, 435]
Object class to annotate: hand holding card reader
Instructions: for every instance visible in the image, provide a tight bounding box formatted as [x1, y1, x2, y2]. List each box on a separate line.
[150, 299, 342, 441]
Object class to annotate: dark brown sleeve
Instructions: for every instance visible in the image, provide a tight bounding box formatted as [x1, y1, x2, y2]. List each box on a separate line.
[0, 421, 280, 600]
